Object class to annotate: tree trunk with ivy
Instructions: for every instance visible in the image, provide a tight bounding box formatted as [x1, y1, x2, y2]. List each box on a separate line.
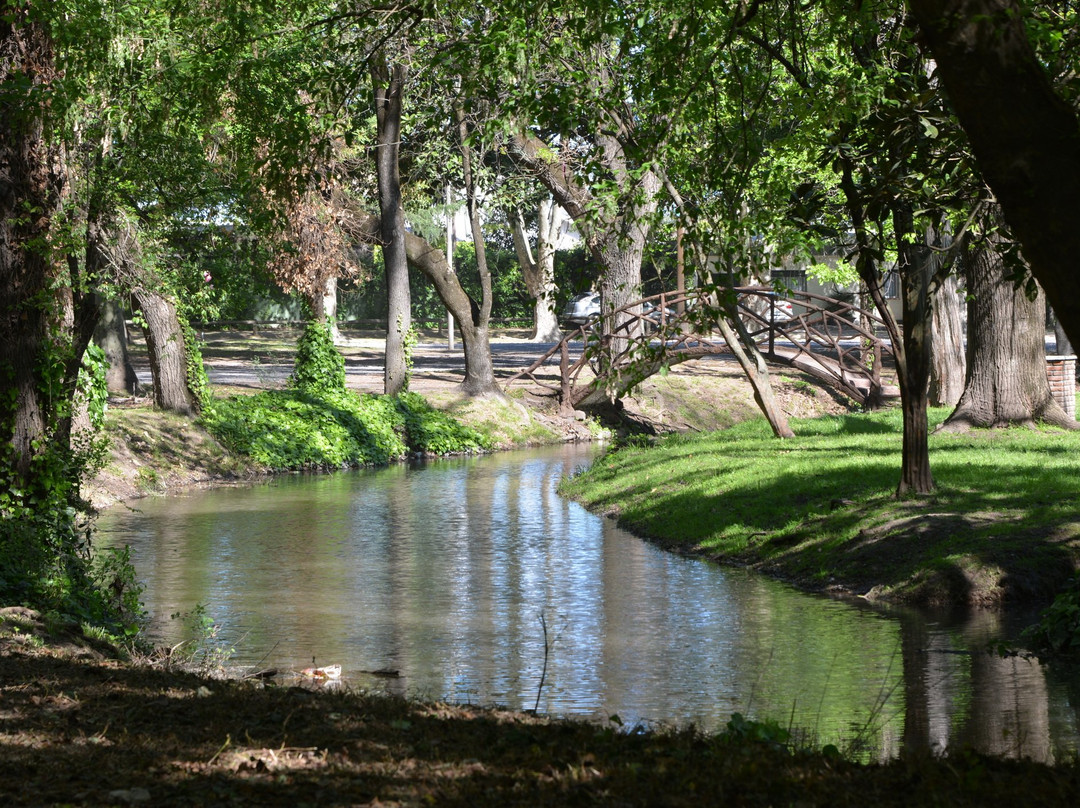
[1, 11, 67, 483]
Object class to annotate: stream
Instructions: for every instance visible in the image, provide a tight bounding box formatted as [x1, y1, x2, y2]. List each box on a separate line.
[96, 444, 1080, 761]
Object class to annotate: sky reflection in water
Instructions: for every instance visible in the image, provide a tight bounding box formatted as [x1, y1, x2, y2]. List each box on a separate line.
[97, 445, 1079, 761]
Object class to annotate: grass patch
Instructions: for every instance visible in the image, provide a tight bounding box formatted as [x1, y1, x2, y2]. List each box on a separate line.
[428, 391, 564, 448]
[201, 389, 492, 471]
[561, 409, 1080, 607]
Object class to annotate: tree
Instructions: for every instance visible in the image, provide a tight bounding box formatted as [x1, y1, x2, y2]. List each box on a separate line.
[929, 273, 965, 407]
[511, 198, 567, 343]
[942, 213, 1076, 430]
[1, 7, 70, 484]
[93, 296, 139, 395]
[347, 206, 505, 396]
[103, 215, 204, 415]
[908, 0, 1080, 350]
[371, 57, 411, 395]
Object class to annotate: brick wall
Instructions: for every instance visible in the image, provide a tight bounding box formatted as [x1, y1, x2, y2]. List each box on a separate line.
[1046, 355, 1077, 419]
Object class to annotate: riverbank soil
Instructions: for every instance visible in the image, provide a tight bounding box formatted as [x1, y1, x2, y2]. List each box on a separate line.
[3, 610, 1079, 807]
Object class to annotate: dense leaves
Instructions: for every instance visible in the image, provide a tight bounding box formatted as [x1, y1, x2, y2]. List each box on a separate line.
[202, 387, 492, 470]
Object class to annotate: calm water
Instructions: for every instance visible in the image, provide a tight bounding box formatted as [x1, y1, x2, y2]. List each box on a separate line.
[96, 445, 1080, 761]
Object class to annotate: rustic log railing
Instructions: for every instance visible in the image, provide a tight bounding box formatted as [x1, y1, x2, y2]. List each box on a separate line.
[506, 286, 897, 412]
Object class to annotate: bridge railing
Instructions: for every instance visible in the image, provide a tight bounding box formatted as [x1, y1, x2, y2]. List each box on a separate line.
[507, 286, 894, 410]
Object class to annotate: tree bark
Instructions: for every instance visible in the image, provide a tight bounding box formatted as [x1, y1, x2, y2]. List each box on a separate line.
[942, 228, 1075, 430]
[1, 11, 66, 481]
[93, 295, 139, 394]
[893, 209, 937, 496]
[372, 59, 411, 396]
[348, 209, 504, 398]
[929, 273, 965, 407]
[512, 202, 563, 343]
[908, 0, 1080, 350]
[132, 286, 198, 415]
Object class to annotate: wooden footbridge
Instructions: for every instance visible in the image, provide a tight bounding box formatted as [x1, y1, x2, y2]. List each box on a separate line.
[507, 286, 898, 412]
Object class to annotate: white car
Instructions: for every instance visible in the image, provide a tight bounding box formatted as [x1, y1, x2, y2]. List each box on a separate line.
[561, 293, 601, 327]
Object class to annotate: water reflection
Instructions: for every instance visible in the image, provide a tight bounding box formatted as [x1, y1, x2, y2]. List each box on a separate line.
[96, 445, 1078, 760]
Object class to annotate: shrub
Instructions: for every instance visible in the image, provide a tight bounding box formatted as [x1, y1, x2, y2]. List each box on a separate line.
[290, 319, 346, 396]
[1023, 579, 1080, 658]
[202, 389, 490, 471]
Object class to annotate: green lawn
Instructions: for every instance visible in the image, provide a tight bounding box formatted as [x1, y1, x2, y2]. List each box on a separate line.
[561, 409, 1080, 607]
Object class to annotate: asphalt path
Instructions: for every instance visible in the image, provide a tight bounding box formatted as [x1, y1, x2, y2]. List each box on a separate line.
[136, 339, 574, 393]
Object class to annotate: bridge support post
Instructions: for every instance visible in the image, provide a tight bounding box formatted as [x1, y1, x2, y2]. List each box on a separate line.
[559, 341, 573, 416]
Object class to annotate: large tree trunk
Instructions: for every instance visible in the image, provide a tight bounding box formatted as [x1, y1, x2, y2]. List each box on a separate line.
[0, 12, 70, 483]
[929, 273, 966, 407]
[512, 201, 563, 343]
[942, 228, 1075, 430]
[132, 286, 198, 415]
[908, 0, 1080, 351]
[93, 295, 139, 394]
[372, 59, 411, 396]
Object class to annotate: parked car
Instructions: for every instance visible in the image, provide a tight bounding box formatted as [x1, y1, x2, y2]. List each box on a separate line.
[561, 293, 601, 327]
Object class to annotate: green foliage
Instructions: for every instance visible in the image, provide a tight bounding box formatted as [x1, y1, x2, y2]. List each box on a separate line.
[563, 409, 1080, 605]
[394, 392, 494, 455]
[719, 713, 791, 754]
[203, 389, 407, 469]
[0, 510, 144, 642]
[401, 324, 418, 393]
[1023, 579, 1080, 658]
[168, 603, 235, 672]
[290, 319, 346, 396]
[78, 342, 109, 431]
[181, 320, 211, 411]
[201, 388, 491, 471]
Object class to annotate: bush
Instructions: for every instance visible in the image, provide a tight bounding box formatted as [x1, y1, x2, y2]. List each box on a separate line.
[1023, 579, 1080, 658]
[290, 319, 346, 396]
[201, 389, 491, 471]
[395, 393, 494, 455]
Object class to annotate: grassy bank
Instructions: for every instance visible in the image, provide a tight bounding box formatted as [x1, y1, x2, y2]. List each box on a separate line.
[560, 409, 1080, 608]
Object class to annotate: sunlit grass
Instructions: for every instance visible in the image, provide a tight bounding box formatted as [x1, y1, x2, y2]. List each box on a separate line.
[561, 409, 1080, 605]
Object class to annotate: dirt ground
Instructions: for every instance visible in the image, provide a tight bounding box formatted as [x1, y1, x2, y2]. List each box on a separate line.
[4, 607, 1079, 807]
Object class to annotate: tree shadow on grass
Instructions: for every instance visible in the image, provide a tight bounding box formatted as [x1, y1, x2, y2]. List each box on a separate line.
[596, 454, 1080, 608]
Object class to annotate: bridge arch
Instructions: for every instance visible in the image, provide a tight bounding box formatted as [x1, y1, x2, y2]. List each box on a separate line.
[507, 286, 897, 412]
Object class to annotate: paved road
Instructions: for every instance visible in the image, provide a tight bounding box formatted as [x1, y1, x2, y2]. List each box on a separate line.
[136, 339, 573, 394]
